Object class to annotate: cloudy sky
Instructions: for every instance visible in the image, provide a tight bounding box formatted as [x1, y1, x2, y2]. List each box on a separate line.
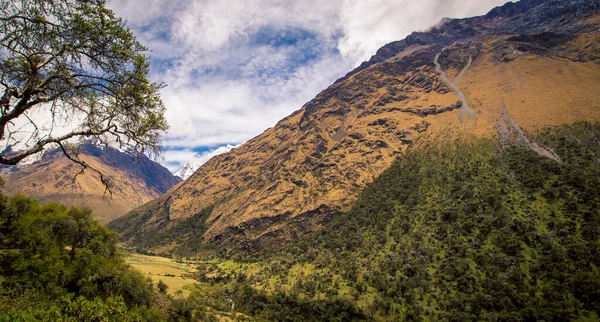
[107, 0, 510, 173]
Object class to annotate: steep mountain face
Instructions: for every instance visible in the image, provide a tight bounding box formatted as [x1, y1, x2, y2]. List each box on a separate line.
[110, 0, 600, 254]
[1, 142, 181, 224]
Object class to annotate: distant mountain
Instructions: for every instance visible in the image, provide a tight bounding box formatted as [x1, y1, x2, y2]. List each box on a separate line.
[174, 160, 203, 180]
[1, 141, 181, 224]
[110, 0, 600, 254]
[174, 144, 239, 180]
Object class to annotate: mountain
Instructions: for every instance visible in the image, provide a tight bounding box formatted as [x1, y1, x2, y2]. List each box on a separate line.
[174, 160, 203, 180]
[110, 0, 600, 254]
[174, 144, 240, 180]
[1, 141, 181, 224]
[277, 123, 600, 320]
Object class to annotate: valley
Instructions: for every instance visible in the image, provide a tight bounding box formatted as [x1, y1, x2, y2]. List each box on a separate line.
[124, 253, 198, 297]
[1, 0, 600, 320]
[112, 121, 600, 320]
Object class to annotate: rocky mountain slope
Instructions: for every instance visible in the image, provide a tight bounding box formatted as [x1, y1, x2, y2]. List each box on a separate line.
[1, 142, 181, 223]
[110, 0, 600, 254]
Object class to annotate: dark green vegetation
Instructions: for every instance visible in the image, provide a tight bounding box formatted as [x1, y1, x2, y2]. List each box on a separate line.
[0, 189, 228, 321]
[110, 206, 215, 257]
[0, 190, 157, 320]
[150, 122, 600, 321]
[0, 190, 264, 321]
[283, 121, 600, 320]
[3, 122, 600, 321]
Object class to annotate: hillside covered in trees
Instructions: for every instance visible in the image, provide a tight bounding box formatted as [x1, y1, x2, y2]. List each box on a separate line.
[286, 121, 600, 320]
[114, 122, 600, 321]
[1, 121, 600, 321]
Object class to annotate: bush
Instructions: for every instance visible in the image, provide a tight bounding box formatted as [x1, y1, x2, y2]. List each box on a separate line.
[157, 280, 168, 294]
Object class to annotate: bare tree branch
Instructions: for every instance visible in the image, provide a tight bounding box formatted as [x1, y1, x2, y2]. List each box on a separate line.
[0, 122, 120, 165]
[57, 140, 113, 197]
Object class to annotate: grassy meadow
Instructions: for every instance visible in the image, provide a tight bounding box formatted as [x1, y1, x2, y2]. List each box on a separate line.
[124, 253, 199, 297]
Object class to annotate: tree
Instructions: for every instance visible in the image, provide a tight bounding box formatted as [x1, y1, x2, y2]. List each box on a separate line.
[157, 280, 168, 294]
[0, 0, 168, 173]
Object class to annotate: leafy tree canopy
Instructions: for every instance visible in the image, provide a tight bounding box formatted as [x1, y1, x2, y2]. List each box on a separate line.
[0, 0, 168, 169]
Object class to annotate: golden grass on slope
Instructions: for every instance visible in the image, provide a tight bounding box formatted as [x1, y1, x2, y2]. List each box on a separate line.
[462, 46, 600, 135]
[124, 253, 197, 297]
[119, 25, 600, 254]
[3, 154, 163, 223]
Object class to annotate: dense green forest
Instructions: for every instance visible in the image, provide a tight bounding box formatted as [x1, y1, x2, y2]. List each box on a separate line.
[2, 122, 600, 321]
[286, 121, 600, 321]
[0, 190, 151, 320]
[163, 122, 600, 321]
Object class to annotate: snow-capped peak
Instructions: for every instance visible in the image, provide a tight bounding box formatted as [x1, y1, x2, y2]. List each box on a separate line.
[173, 144, 239, 180]
[86, 137, 137, 155]
[174, 160, 203, 180]
[16, 149, 46, 166]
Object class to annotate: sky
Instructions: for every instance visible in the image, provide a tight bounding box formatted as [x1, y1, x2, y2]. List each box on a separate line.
[107, 0, 511, 173]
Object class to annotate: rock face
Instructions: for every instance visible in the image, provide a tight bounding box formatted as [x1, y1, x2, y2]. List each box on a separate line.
[110, 0, 600, 254]
[1, 142, 181, 224]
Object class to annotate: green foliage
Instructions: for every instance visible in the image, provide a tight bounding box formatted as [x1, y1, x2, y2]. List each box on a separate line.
[0, 0, 168, 165]
[0, 294, 142, 322]
[112, 206, 215, 256]
[106, 122, 600, 321]
[0, 293, 156, 321]
[104, 122, 600, 321]
[157, 280, 168, 294]
[275, 122, 600, 321]
[18, 121, 597, 321]
[0, 194, 159, 320]
[152, 276, 365, 322]
[232, 283, 366, 321]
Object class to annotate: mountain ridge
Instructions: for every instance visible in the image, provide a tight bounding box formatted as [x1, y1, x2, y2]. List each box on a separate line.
[2, 141, 181, 223]
[110, 0, 600, 255]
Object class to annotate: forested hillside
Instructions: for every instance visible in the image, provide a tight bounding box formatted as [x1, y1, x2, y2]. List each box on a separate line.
[294, 122, 600, 320]
[2, 121, 599, 321]
[147, 122, 600, 321]
[291, 121, 600, 320]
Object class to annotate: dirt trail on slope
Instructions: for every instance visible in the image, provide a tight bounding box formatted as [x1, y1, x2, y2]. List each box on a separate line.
[496, 106, 562, 162]
[434, 52, 477, 128]
[433, 51, 560, 162]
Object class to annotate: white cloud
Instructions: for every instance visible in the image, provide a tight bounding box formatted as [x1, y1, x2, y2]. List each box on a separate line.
[107, 0, 510, 172]
[338, 0, 513, 65]
[1, 102, 86, 153]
